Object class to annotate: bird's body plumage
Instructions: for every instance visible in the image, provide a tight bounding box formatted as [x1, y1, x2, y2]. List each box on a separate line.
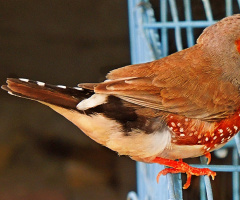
[3, 14, 240, 189]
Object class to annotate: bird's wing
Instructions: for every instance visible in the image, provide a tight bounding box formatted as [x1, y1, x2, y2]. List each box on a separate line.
[94, 45, 240, 121]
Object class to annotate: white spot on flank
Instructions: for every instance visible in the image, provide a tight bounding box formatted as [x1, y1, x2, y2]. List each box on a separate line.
[234, 126, 238, 131]
[213, 136, 217, 140]
[179, 128, 184, 132]
[37, 81, 45, 86]
[205, 137, 209, 141]
[177, 123, 181, 127]
[77, 94, 108, 110]
[189, 133, 193, 136]
[204, 146, 207, 149]
[226, 127, 232, 133]
[180, 133, 185, 137]
[19, 78, 29, 82]
[57, 85, 66, 89]
[227, 136, 231, 140]
[220, 133, 224, 137]
[206, 147, 211, 151]
[218, 129, 223, 133]
[74, 87, 83, 91]
[170, 122, 176, 127]
[185, 118, 189, 122]
[198, 141, 202, 143]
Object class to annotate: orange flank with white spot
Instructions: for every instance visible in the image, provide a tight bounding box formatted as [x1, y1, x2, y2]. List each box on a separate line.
[167, 109, 240, 153]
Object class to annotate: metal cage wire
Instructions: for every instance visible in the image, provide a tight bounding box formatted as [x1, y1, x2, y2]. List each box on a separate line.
[126, 0, 240, 200]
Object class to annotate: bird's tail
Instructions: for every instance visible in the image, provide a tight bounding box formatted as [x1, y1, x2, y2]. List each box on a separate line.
[1, 78, 94, 110]
[2, 78, 115, 147]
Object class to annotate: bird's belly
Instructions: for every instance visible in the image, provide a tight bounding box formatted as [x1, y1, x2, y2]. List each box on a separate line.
[46, 104, 174, 159]
[47, 104, 121, 146]
[159, 143, 206, 160]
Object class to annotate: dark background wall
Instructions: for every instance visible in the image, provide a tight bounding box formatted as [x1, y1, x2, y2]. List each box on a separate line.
[0, 1, 135, 200]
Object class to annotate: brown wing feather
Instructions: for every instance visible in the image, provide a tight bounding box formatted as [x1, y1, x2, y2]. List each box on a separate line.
[95, 45, 240, 121]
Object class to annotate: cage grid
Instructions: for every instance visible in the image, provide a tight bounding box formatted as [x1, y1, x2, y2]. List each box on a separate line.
[126, 0, 240, 199]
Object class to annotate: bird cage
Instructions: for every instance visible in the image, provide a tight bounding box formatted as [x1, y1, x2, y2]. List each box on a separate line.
[126, 0, 240, 200]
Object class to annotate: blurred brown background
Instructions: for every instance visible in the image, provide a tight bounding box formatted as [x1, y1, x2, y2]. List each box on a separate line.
[0, 0, 238, 200]
[0, 1, 136, 200]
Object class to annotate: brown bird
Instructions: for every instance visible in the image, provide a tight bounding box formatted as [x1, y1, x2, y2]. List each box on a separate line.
[2, 14, 240, 189]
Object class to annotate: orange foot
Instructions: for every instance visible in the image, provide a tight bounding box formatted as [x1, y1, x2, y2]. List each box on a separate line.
[152, 154, 216, 189]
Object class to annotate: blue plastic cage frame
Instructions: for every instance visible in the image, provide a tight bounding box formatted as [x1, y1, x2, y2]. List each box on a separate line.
[126, 0, 240, 199]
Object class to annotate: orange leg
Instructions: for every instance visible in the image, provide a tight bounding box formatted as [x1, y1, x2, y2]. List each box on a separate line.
[204, 152, 211, 165]
[152, 157, 216, 189]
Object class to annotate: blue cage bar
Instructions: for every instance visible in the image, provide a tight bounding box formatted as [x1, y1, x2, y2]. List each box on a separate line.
[127, 0, 240, 199]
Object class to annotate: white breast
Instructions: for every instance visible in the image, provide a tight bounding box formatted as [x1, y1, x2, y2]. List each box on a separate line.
[107, 127, 172, 159]
[45, 103, 173, 160]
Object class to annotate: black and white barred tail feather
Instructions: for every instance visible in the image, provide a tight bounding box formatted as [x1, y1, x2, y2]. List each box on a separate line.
[2, 78, 94, 110]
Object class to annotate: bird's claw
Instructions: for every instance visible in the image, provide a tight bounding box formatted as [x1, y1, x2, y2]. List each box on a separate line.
[153, 157, 216, 189]
[156, 166, 216, 189]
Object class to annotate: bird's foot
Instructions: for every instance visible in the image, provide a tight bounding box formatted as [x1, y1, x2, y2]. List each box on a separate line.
[152, 156, 216, 189]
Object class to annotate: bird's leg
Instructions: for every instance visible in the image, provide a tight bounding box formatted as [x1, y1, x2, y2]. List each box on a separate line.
[204, 152, 211, 164]
[152, 157, 216, 189]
